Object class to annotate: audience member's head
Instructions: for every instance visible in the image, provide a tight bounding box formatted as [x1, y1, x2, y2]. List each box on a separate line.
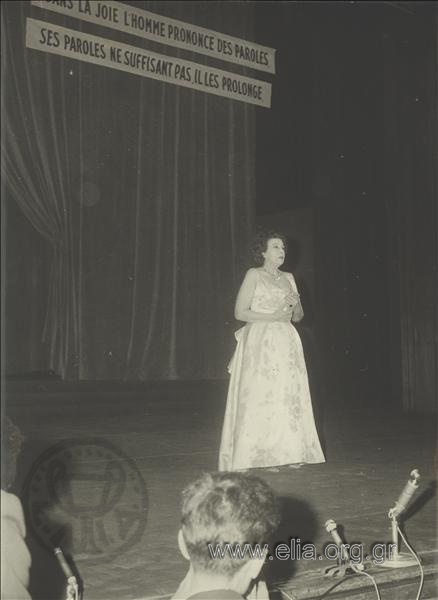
[1, 417, 31, 600]
[178, 471, 280, 596]
[2, 416, 25, 491]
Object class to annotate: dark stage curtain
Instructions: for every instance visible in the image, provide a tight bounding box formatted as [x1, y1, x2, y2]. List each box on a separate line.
[254, 2, 437, 412]
[2, 1, 255, 379]
[382, 13, 437, 412]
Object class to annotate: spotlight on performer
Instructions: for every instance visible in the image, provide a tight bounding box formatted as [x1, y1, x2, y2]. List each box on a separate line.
[380, 469, 421, 568]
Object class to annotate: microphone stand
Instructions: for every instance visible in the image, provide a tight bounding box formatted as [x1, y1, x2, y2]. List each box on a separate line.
[54, 548, 80, 600]
[324, 555, 356, 578]
[65, 577, 79, 600]
[379, 510, 418, 568]
[324, 553, 366, 578]
[324, 520, 365, 578]
[380, 469, 420, 569]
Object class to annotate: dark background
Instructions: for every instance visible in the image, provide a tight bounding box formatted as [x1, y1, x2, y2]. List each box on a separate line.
[254, 1, 437, 412]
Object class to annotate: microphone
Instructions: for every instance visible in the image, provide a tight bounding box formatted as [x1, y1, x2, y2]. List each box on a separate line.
[54, 547, 75, 581]
[325, 519, 350, 563]
[324, 519, 365, 571]
[389, 469, 420, 519]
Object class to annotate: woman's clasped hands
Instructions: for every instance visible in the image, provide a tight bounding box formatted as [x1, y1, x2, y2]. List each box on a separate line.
[270, 292, 299, 322]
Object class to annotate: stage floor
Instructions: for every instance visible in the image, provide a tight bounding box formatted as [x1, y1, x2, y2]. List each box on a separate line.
[5, 380, 437, 600]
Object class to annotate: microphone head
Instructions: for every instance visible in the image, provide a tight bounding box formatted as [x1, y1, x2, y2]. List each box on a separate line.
[410, 469, 420, 482]
[324, 519, 336, 533]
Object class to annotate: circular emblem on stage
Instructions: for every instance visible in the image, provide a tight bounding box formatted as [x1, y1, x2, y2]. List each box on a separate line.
[22, 438, 148, 564]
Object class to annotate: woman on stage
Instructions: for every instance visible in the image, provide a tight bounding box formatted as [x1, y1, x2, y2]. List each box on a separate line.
[219, 230, 325, 472]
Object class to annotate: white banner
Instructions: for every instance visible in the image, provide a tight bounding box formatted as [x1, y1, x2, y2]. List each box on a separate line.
[31, 0, 276, 74]
[26, 18, 272, 108]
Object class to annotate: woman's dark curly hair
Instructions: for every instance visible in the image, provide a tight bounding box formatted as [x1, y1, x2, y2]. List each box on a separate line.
[251, 229, 288, 266]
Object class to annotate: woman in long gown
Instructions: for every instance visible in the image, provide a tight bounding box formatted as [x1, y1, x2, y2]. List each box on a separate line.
[219, 231, 325, 471]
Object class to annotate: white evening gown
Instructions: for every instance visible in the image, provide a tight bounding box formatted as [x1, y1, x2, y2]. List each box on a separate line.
[219, 270, 325, 471]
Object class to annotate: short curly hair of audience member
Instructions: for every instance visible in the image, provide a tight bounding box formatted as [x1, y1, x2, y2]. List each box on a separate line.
[180, 472, 280, 575]
[2, 416, 25, 490]
[251, 230, 288, 266]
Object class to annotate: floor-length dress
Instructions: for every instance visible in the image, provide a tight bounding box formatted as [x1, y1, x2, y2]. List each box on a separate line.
[219, 269, 325, 471]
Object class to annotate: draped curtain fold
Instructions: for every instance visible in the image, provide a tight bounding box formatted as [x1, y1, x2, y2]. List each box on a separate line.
[2, 1, 255, 379]
[2, 3, 79, 376]
[382, 22, 438, 411]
